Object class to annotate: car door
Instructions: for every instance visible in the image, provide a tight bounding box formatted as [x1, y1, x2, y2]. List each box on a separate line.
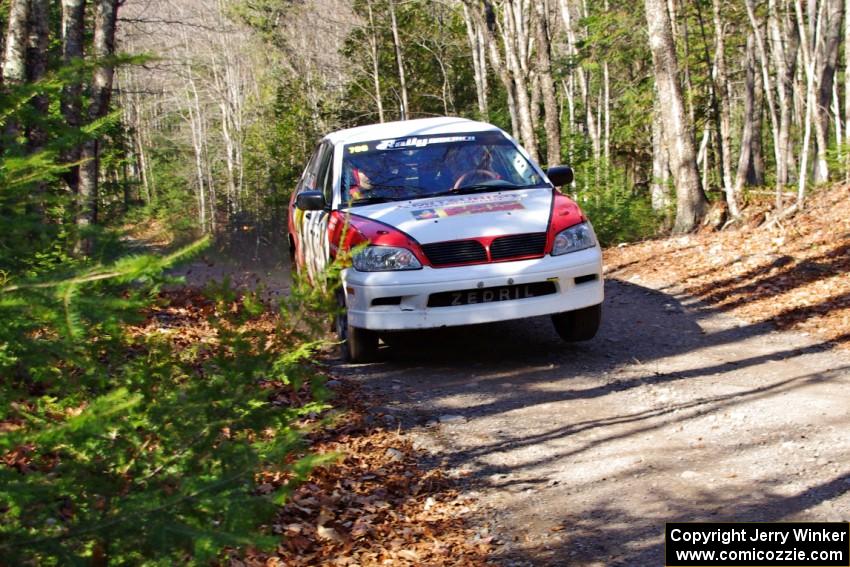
[290, 144, 323, 272]
[302, 142, 334, 281]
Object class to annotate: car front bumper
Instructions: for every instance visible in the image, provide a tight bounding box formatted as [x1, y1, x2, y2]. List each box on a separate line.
[342, 247, 604, 331]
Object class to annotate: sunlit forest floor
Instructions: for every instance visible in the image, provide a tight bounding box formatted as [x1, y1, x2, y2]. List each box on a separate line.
[136, 253, 491, 565]
[107, 184, 849, 565]
[606, 183, 850, 348]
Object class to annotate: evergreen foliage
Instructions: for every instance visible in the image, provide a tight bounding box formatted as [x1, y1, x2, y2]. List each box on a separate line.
[0, 67, 335, 565]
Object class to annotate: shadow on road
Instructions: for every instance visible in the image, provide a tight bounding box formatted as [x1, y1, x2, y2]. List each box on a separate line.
[175, 242, 850, 566]
[333, 278, 850, 566]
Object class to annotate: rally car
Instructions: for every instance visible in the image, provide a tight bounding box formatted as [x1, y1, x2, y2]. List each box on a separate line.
[288, 117, 604, 362]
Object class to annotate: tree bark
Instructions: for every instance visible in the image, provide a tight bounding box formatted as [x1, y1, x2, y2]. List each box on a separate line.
[644, 0, 708, 233]
[651, 94, 671, 212]
[366, 0, 385, 123]
[735, 33, 757, 196]
[534, 0, 560, 166]
[478, 0, 519, 137]
[388, 0, 409, 120]
[845, 0, 850, 180]
[27, 0, 48, 86]
[2, 0, 27, 85]
[78, 0, 119, 232]
[61, 0, 86, 126]
[711, 0, 737, 217]
[812, 0, 842, 184]
[61, 0, 86, 196]
[500, 0, 538, 161]
[794, 0, 818, 207]
[745, 0, 783, 205]
[767, 0, 798, 188]
[462, 1, 488, 119]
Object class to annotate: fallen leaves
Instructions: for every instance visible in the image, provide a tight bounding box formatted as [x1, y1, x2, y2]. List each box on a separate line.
[118, 285, 490, 565]
[233, 381, 492, 567]
[606, 183, 850, 347]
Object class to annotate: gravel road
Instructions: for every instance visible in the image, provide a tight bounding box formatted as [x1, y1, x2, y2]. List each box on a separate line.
[173, 246, 850, 566]
[333, 276, 850, 566]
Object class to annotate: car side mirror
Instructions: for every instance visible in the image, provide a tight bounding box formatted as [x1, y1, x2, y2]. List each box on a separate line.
[296, 190, 327, 211]
[546, 165, 574, 187]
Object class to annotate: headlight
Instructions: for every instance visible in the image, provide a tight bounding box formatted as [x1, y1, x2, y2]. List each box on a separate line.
[551, 222, 597, 256]
[352, 245, 422, 271]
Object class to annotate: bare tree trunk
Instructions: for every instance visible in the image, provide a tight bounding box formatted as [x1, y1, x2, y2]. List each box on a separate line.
[745, 0, 783, 205]
[845, 0, 850, 180]
[529, 71, 541, 131]
[645, 0, 708, 232]
[501, 0, 537, 161]
[477, 22, 489, 117]
[78, 0, 119, 233]
[812, 0, 843, 184]
[711, 0, 737, 217]
[771, 0, 799, 189]
[556, 0, 586, 165]
[534, 0, 560, 166]
[464, 1, 516, 135]
[603, 60, 610, 164]
[2, 0, 28, 140]
[735, 33, 757, 196]
[680, 3, 697, 124]
[61, 1, 85, 121]
[795, 0, 819, 207]
[27, 0, 48, 85]
[2, 0, 27, 85]
[750, 74, 766, 185]
[833, 82, 842, 163]
[564, 76, 575, 166]
[566, 0, 598, 164]
[388, 0, 409, 120]
[462, 2, 488, 119]
[61, 0, 85, 196]
[366, 0, 385, 123]
[651, 94, 671, 212]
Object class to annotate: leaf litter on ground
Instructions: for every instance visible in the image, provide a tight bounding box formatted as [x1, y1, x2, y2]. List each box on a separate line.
[605, 183, 850, 347]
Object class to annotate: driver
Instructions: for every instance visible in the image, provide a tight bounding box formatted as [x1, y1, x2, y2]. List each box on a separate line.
[451, 145, 500, 189]
[344, 163, 374, 201]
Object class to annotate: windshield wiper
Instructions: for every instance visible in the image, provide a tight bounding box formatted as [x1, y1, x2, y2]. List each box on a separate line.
[348, 195, 403, 206]
[431, 183, 544, 198]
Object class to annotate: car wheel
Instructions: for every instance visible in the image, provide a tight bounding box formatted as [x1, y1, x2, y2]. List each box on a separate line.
[335, 291, 379, 363]
[551, 303, 602, 342]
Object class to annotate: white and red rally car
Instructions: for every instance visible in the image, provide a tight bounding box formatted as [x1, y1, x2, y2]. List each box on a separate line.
[288, 117, 603, 362]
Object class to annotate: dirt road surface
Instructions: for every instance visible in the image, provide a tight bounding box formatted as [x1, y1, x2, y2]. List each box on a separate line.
[175, 247, 850, 566]
[334, 275, 850, 566]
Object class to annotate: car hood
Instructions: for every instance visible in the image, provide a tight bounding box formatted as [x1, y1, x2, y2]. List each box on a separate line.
[347, 187, 554, 244]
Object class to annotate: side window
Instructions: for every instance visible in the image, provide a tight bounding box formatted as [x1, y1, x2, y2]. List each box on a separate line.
[299, 143, 326, 193]
[317, 144, 335, 203]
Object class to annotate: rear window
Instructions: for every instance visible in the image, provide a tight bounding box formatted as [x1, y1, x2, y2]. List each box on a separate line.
[341, 131, 543, 206]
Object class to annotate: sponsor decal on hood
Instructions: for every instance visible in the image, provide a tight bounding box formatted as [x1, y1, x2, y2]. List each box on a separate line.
[349, 188, 553, 244]
[409, 193, 526, 220]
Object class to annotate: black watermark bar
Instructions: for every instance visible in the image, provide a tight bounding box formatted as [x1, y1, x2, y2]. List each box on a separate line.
[665, 522, 850, 566]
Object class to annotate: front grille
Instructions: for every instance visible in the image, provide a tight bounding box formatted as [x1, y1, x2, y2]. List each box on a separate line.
[422, 240, 487, 266]
[490, 233, 547, 260]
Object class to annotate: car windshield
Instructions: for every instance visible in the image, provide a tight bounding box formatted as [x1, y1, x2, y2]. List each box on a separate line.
[341, 131, 544, 206]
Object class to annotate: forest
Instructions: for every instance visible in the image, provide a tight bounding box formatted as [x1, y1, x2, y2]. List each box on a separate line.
[1, 0, 849, 564]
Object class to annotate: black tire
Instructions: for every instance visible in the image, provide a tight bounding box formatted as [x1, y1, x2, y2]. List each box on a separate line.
[335, 291, 379, 363]
[552, 303, 602, 342]
[287, 235, 299, 277]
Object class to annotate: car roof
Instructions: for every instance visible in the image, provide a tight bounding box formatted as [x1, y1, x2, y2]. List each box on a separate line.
[324, 116, 504, 146]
